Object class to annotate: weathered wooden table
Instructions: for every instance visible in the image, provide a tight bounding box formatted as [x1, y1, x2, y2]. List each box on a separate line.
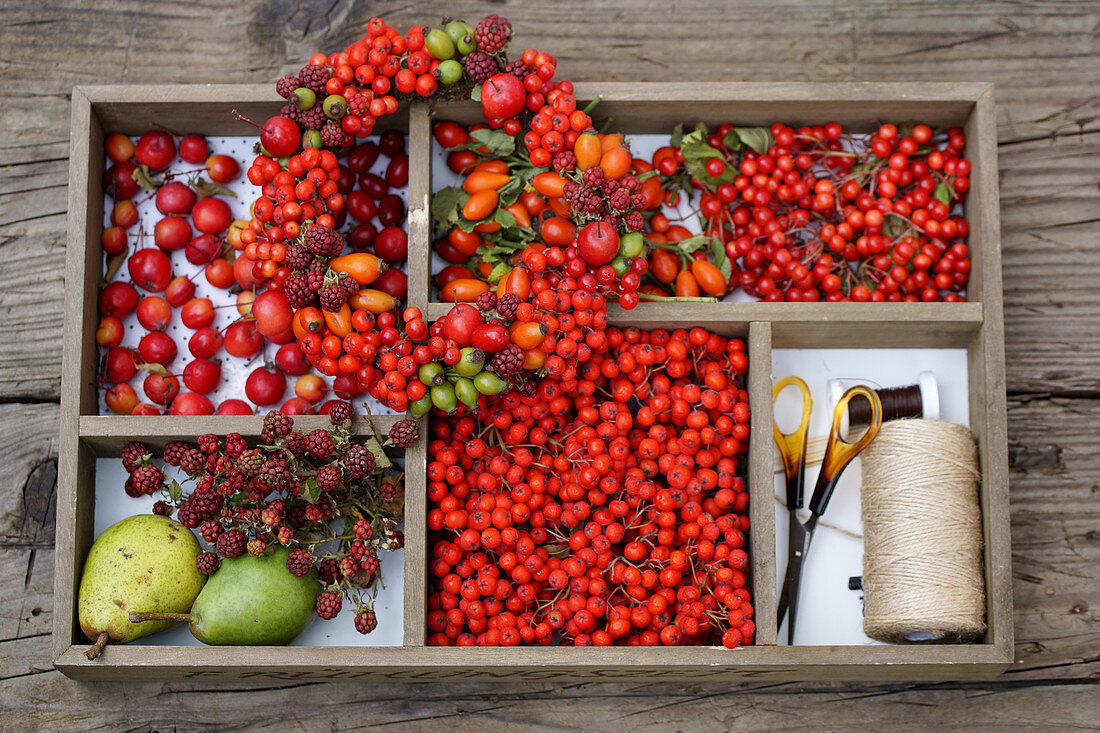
[1, 0, 1097, 728]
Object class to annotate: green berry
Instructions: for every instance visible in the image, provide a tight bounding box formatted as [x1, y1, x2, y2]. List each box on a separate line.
[322, 94, 346, 119]
[455, 34, 477, 56]
[290, 88, 316, 111]
[473, 371, 506, 396]
[430, 382, 457, 413]
[418, 362, 444, 386]
[454, 347, 485, 378]
[444, 21, 474, 47]
[454, 377, 479, 409]
[424, 28, 456, 60]
[619, 231, 645, 258]
[410, 394, 432, 418]
[435, 59, 463, 86]
[302, 129, 323, 149]
[611, 256, 631, 277]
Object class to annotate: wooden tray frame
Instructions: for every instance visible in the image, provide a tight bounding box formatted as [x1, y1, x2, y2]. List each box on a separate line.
[55, 83, 1011, 681]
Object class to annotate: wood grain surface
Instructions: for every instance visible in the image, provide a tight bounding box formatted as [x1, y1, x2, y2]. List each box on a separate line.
[1, 0, 1098, 728]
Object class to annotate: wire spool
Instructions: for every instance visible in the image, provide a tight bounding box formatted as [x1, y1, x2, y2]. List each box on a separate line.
[859, 418, 986, 643]
[828, 371, 939, 439]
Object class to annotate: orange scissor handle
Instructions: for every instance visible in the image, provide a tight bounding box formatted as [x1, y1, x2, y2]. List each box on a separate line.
[772, 376, 812, 505]
[808, 385, 882, 516]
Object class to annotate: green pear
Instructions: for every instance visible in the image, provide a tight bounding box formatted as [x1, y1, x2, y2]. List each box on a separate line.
[130, 546, 319, 645]
[79, 514, 205, 659]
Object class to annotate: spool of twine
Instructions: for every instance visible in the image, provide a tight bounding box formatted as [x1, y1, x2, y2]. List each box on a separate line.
[860, 419, 986, 643]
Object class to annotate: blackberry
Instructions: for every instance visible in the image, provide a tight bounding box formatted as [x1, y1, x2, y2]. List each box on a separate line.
[223, 466, 246, 491]
[339, 556, 359, 579]
[495, 293, 520, 320]
[307, 269, 326, 293]
[352, 519, 373, 540]
[261, 410, 294, 443]
[305, 224, 341, 258]
[553, 151, 577, 172]
[286, 548, 313, 577]
[503, 59, 533, 80]
[259, 456, 291, 491]
[163, 441, 192, 467]
[319, 283, 349, 312]
[196, 551, 220, 575]
[180, 449, 206, 478]
[475, 291, 498, 311]
[300, 105, 327, 131]
[177, 502, 200, 528]
[388, 419, 420, 448]
[584, 194, 604, 214]
[343, 444, 376, 478]
[519, 380, 537, 397]
[199, 520, 223, 543]
[328, 401, 353, 425]
[630, 193, 648, 210]
[277, 526, 294, 545]
[152, 501, 170, 516]
[347, 93, 370, 117]
[463, 51, 498, 84]
[341, 273, 359, 297]
[298, 64, 331, 95]
[306, 429, 336, 460]
[198, 433, 219, 455]
[207, 453, 231, 475]
[225, 433, 247, 459]
[620, 174, 640, 191]
[320, 557, 343, 584]
[378, 480, 396, 500]
[316, 465, 341, 492]
[624, 211, 645, 231]
[247, 539, 267, 557]
[490, 343, 524, 378]
[275, 74, 300, 99]
[216, 528, 246, 558]
[609, 188, 631, 211]
[279, 104, 302, 126]
[601, 178, 621, 195]
[284, 243, 312, 271]
[360, 553, 380, 576]
[121, 441, 149, 474]
[582, 167, 604, 187]
[123, 476, 142, 498]
[237, 448, 265, 477]
[315, 591, 342, 620]
[354, 608, 378, 634]
[282, 274, 310, 308]
[321, 121, 349, 148]
[475, 14, 512, 53]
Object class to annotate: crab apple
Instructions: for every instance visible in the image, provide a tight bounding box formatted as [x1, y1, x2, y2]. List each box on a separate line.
[576, 221, 620, 266]
[185, 234, 221, 266]
[138, 331, 178, 367]
[235, 290, 254, 318]
[442, 304, 482, 347]
[280, 396, 316, 415]
[131, 403, 161, 416]
[332, 374, 360, 400]
[104, 132, 135, 163]
[104, 382, 139, 414]
[154, 215, 193, 252]
[205, 154, 240, 183]
[134, 131, 176, 171]
[266, 324, 295, 345]
[183, 357, 222, 394]
[224, 321, 263, 358]
[234, 254, 268, 290]
[101, 226, 128, 256]
[372, 267, 407, 300]
[178, 134, 209, 164]
[205, 258, 235, 289]
[245, 365, 286, 406]
[95, 316, 124, 348]
[143, 373, 180, 406]
[102, 346, 138, 383]
[168, 392, 215, 415]
[155, 181, 197, 215]
[251, 290, 293, 338]
[136, 295, 172, 331]
[274, 343, 311, 376]
[180, 297, 215, 329]
[260, 116, 300, 157]
[164, 275, 196, 307]
[104, 161, 140, 200]
[188, 326, 223, 359]
[192, 197, 233, 234]
[216, 399, 253, 415]
[111, 200, 139, 229]
[128, 248, 173, 292]
[99, 281, 140, 318]
[481, 74, 526, 120]
[294, 374, 327, 403]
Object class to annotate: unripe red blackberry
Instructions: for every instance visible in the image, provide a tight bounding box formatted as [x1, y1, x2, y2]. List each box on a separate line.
[261, 410, 294, 442]
[237, 448, 265, 477]
[489, 343, 524, 378]
[275, 74, 300, 99]
[360, 553, 380, 576]
[463, 51, 497, 83]
[259, 456, 291, 491]
[582, 167, 604, 187]
[378, 481, 396, 499]
[298, 64, 331, 94]
[347, 93, 370, 117]
[620, 174, 640, 191]
[300, 105, 327, 131]
[224, 433, 247, 459]
[247, 539, 267, 557]
[339, 556, 359, 579]
[283, 431, 308, 458]
[216, 528, 246, 558]
[152, 501, 170, 516]
[277, 526, 294, 545]
[321, 121, 349, 148]
[306, 269, 326, 292]
[388, 419, 420, 448]
[316, 465, 342, 492]
[624, 211, 645, 231]
[284, 272, 313, 309]
[352, 519, 373, 540]
[197, 433, 219, 454]
[328, 401, 353, 424]
[130, 465, 164, 495]
[286, 548, 313, 577]
[495, 293, 521, 320]
[320, 557, 343, 584]
[319, 283, 349, 312]
[199, 520, 223, 543]
[305, 224, 342, 257]
[284, 243, 313, 271]
[474, 14, 512, 53]
[124, 476, 142, 498]
[503, 58, 533, 80]
[609, 188, 631, 210]
[354, 608, 378, 634]
[343, 443, 376, 478]
[553, 151, 577, 172]
[305, 429, 336, 460]
[475, 291, 498, 311]
[121, 441, 150, 474]
[315, 591, 342, 620]
[196, 551, 220, 575]
[162, 441, 192, 467]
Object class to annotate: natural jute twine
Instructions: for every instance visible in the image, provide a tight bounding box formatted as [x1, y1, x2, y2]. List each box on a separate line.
[860, 419, 986, 643]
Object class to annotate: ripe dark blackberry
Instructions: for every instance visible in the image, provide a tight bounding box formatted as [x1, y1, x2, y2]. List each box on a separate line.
[354, 608, 378, 634]
[490, 343, 524, 378]
[475, 14, 512, 53]
[341, 273, 359, 297]
[319, 283, 349, 312]
[320, 557, 343, 584]
[343, 444, 376, 478]
[475, 291, 498, 311]
[162, 441, 192, 467]
[305, 224, 341, 257]
[321, 121, 349, 148]
[504, 59, 533, 80]
[196, 551, 220, 575]
[259, 456, 291, 491]
[300, 105, 327, 131]
[199, 520, 223, 543]
[495, 293, 521, 319]
[283, 431, 307, 458]
[216, 528, 246, 558]
[237, 448, 265, 477]
[275, 74, 300, 99]
[282, 273, 311, 308]
[180, 448, 206, 478]
[388, 419, 420, 448]
[328, 401, 353, 425]
[283, 243, 312, 271]
[279, 104, 303, 126]
[261, 410, 294, 443]
[553, 151, 577, 172]
[152, 501, 169, 516]
[123, 476, 142, 498]
[247, 539, 267, 557]
[197, 433, 219, 455]
[286, 548, 313, 577]
[315, 591, 342, 620]
[224, 433, 247, 459]
[121, 441, 149, 474]
[298, 64, 331, 95]
[316, 465, 342, 492]
[582, 167, 604, 187]
[463, 51, 497, 84]
[306, 429, 336, 460]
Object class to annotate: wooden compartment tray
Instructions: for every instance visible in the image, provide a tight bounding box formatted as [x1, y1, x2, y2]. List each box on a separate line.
[55, 82, 1010, 681]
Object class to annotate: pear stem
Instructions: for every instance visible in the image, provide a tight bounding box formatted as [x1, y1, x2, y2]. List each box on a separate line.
[128, 611, 195, 624]
[85, 631, 110, 660]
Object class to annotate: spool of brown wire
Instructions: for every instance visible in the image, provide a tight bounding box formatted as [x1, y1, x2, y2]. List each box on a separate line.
[848, 384, 923, 427]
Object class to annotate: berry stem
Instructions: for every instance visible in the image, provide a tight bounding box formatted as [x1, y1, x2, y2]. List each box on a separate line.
[128, 611, 196, 624]
[84, 631, 110, 660]
[231, 109, 261, 130]
[636, 293, 718, 303]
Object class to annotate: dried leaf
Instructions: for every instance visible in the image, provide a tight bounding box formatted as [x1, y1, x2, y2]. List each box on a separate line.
[193, 177, 237, 199]
[301, 477, 322, 504]
[102, 246, 128, 283]
[363, 436, 392, 471]
[131, 164, 162, 191]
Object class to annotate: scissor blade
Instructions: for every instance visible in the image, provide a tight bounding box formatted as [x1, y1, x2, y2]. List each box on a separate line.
[776, 513, 809, 644]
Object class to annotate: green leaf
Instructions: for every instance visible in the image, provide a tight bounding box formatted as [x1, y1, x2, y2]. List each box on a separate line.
[431, 186, 470, 229]
[709, 237, 733, 281]
[167, 479, 183, 503]
[669, 122, 684, 149]
[470, 83, 482, 102]
[933, 182, 953, 207]
[131, 164, 161, 191]
[364, 437, 392, 471]
[192, 177, 237, 199]
[492, 208, 516, 228]
[679, 122, 735, 188]
[732, 127, 775, 155]
[301, 478, 322, 504]
[487, 261, 512, 285]
[721, 129, 744, 152]
[671, 233, 715, 256]
[469, 128, 515, 157]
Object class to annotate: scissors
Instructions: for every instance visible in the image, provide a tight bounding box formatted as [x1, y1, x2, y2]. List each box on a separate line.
[772, 377, 883, 645]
